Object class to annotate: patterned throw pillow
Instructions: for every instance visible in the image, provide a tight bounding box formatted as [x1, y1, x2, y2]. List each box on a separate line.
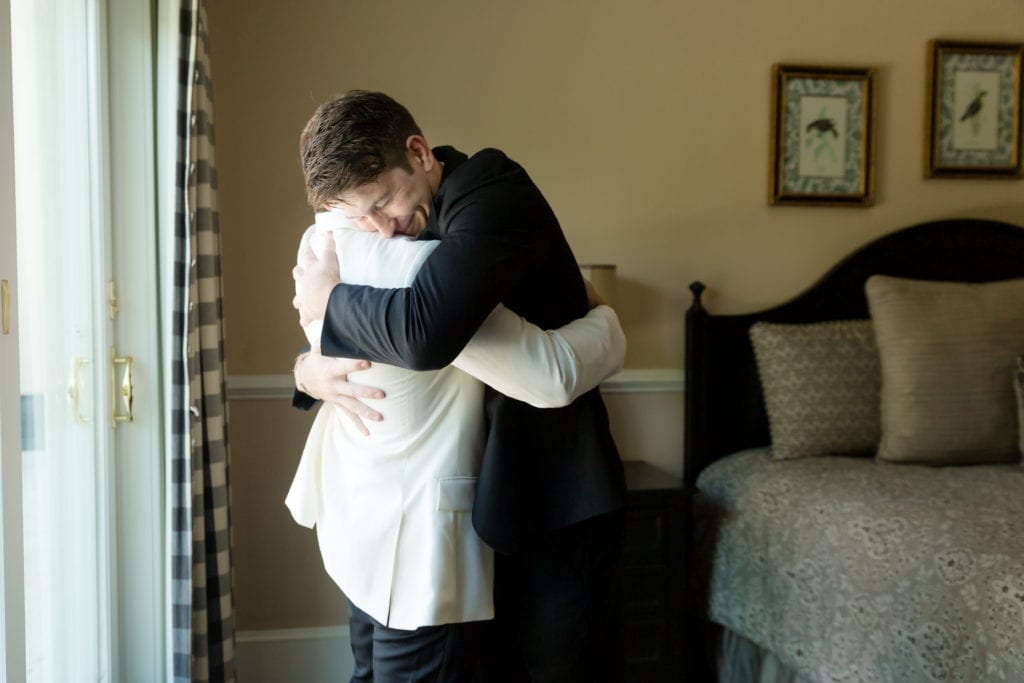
[866, 275, 1024, 465]
[750, 320, 881, 460]
[1016, 356, 1024, 460]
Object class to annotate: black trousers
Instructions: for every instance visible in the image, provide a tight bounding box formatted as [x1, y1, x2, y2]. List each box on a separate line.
[347, 601, 487, 683]
[478, 510, 626, 683]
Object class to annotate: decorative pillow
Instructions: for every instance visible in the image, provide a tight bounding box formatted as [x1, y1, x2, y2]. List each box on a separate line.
[750, 320, 881, 460]
[1016, 356, 1024, 459]
[865, 275, 1024, 465]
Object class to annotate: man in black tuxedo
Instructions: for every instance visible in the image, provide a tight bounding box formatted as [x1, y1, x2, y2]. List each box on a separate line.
[292, 90, 626, 682]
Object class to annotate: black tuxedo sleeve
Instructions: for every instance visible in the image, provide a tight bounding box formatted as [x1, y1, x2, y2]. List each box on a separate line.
[291, 341, 319, 410]
[293, 390, 317, 410]
[318, 171, 550, 370]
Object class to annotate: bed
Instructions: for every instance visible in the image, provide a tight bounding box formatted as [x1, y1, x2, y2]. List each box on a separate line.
[682, 218, 1024, 682]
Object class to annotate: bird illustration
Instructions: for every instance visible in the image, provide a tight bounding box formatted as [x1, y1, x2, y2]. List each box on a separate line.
[959, 91, 987, 122]
[806, 118, 839, 138]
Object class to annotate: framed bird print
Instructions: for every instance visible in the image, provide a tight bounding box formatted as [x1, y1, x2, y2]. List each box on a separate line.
[926, 40, 1023, 178]
[769, 64, 877, 206]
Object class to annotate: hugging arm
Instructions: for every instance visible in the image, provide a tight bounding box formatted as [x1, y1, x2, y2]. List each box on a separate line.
[318, 181, 548, 369]
[454, 304, 625, 407]
[291, 226, 385, 432]
[297, 301, 626, 415]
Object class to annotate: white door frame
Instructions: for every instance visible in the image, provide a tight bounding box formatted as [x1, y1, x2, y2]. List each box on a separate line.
[106, 0, 165, 678]
[0, 0, 27, 676]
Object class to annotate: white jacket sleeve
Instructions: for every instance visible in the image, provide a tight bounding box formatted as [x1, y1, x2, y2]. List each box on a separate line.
[453, 305, 626, 408]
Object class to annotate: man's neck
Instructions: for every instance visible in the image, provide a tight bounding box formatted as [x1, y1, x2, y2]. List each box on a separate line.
[428, 162, 443, 195]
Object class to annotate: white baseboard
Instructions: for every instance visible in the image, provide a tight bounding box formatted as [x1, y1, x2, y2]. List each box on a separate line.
[227, 368, 684, 401]
[235, 626, 353, 682]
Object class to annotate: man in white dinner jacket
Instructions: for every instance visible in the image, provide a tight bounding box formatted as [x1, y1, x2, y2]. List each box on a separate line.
[287, 209, 625, 681]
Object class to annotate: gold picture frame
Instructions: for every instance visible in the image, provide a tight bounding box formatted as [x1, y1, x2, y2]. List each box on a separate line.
[926, 39, 1023, 178]
[769, 64, 877, 206]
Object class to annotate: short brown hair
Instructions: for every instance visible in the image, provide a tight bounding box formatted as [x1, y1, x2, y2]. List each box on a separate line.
[299, 90, 423, 209]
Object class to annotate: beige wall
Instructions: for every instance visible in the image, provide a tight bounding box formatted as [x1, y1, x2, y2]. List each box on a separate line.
[208, 0, 1024, 630]
[229, 401, 349, 629]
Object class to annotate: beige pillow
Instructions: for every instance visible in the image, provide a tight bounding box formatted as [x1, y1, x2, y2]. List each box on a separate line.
[750, 320, 881, 460]
[865, 275, 1024, 465]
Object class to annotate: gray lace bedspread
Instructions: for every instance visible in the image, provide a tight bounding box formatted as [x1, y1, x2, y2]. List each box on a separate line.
[695, 448, 1024, 682]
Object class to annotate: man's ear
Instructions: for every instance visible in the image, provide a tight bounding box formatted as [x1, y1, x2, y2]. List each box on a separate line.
[406, 135, 436, 172]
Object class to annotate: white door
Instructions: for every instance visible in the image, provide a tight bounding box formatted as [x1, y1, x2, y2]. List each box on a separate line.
[6, 0, 163, 680]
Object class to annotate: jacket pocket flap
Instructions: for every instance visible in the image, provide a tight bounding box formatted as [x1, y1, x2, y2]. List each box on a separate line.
[436, 476, 477, 512]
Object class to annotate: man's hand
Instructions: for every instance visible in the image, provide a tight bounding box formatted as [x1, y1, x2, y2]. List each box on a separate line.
[293, 231, 341, 327]
[295, 349, 385, 436]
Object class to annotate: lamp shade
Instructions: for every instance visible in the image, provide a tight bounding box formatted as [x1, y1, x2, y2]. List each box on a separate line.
[578, 263, 617, 308]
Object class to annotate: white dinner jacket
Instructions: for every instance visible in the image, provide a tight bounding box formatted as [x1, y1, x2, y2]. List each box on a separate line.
[287, 210, 625, 629]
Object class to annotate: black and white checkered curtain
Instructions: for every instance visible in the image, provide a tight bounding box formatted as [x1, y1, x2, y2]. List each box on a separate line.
[171, 0, 236, 680]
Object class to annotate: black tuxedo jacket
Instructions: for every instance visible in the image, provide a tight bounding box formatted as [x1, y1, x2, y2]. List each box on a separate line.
[295, 146, 625, 554]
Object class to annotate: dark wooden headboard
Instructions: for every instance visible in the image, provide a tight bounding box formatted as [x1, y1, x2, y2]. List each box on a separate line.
[682, 217, 1024, 487]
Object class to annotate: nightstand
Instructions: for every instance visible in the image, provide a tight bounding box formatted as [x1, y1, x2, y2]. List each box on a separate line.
[622, 460, 686, 682]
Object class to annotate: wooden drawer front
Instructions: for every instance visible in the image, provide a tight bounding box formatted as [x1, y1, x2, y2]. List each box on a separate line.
[624, 616, 668, 663]
[624, 505, 669, 564]
[623, 565, 668, 614]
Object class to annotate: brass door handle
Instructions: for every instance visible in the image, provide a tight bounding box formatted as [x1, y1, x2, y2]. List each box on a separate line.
[111, 349, 134, 426]
[2, 279, 9, 335]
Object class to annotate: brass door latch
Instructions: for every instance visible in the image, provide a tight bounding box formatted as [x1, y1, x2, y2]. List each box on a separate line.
[111, 348, 134, 427]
